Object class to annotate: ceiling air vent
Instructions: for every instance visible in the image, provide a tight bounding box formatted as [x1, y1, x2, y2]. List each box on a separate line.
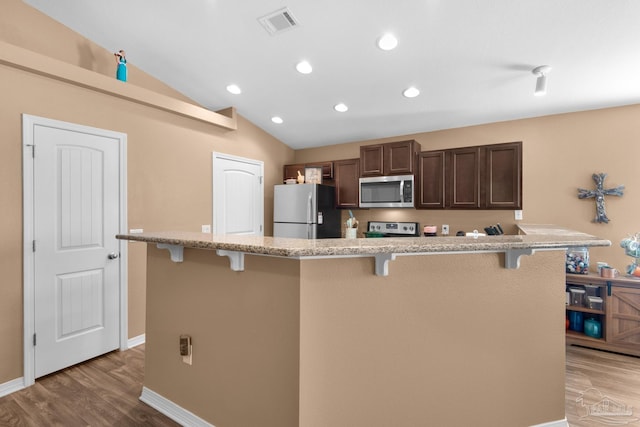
[258, 7, 299, 35]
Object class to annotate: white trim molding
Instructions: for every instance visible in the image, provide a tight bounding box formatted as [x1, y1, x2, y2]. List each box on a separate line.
[127, 334, 146, 349]
[530, 418, 569, 427]
[0, 378, 25, 398]
[140, 387, 214, 427]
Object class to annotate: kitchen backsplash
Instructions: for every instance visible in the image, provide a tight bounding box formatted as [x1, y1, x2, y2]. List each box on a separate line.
[340, 208, 519, 236]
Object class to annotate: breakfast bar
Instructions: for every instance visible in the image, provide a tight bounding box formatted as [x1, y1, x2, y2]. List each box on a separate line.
[118, 225, 609, 427]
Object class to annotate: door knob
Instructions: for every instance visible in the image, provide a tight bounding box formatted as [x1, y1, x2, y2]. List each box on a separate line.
[108, 252, 120, 260]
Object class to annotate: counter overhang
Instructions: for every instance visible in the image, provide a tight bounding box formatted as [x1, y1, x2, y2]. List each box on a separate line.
[117, 225, 610, 276]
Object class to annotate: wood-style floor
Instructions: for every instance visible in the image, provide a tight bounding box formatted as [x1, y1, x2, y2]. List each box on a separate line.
[0, 345, 178, 427]
[566, 344, 640, 426]
[0, 344, 639, 426]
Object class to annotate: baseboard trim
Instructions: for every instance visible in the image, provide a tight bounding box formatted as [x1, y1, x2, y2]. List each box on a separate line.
[530, 418, 569, 427]
[127, 333, 146, 348]
[0, 377, 25, 398]
[140, 386, 214, 427]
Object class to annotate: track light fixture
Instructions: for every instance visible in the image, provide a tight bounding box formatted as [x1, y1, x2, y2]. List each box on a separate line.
[532, 65, 551, 96]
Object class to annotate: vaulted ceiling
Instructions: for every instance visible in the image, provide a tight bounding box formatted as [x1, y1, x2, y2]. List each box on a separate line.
[24, 0, 640, 149]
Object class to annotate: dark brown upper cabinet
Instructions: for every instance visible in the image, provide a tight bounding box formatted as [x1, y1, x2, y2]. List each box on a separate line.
[417, 151, 446, 208]
[483, 142, 522, 209]
[448, 146, 482, 209]
[334, 158, 360, 208]
[360, 140, 421, 177]
[283, 161, 334, 182]
[417, 141, 522, 210]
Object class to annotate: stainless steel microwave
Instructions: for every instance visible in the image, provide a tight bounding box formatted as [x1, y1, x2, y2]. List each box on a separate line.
[359, 174, 414, 208]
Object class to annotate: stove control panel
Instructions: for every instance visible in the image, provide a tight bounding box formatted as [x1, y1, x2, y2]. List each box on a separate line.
[367, 221, 420, 236]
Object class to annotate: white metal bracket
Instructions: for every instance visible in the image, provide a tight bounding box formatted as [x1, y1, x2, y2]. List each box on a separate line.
[374, 253, 397, 276]
[504, 248, 534, 269]
[217, 250, 245, 272]
[156, 243, 184, 263]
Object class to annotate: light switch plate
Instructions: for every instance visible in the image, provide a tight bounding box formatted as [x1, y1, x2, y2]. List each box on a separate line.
[201, 224, 211, 233]
[514, 210, 523, 220]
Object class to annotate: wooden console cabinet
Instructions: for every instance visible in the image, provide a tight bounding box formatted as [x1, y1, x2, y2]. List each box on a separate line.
[566, 272, 640, 356]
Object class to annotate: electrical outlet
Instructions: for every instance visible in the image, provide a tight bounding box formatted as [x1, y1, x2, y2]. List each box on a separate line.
[201, 224, 211, 233]
[129, 228, 143, 234]
[442, 224, 449, 235]
[180, 335, 192, 365]
[514, 210, 523, 221]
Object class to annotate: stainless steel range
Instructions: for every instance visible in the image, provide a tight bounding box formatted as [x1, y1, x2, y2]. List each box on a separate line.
[366, 221, 420, 237]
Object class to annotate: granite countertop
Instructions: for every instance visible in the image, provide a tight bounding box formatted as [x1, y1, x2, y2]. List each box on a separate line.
[116, 224, 610, 258]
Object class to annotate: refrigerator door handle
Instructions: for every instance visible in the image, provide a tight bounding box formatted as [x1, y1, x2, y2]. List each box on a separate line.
[307, 193, 313, 224]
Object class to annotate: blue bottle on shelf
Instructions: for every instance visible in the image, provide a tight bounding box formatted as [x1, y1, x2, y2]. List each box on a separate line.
[569, 311, 583, 332]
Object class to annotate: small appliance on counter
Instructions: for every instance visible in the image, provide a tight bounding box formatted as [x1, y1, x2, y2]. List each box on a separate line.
[483, 223, 504, 235]
[365, 221, 420, 238]
[423, 225, 437, 236]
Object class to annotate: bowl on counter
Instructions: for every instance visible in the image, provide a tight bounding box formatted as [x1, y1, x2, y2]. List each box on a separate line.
[284, 178, 297, 185]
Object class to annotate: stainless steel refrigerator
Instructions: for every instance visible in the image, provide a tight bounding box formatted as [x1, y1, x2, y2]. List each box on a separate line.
[273, 183, 341, 239]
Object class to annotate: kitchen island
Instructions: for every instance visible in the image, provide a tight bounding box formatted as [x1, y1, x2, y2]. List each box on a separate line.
[118, 225, 609, 427]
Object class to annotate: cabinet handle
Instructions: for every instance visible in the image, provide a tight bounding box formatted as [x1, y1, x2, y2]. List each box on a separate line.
[607, 281, 612, 296]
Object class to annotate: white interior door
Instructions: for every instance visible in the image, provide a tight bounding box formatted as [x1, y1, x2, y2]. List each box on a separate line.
[213, 153, 264, 235]
[23, 115, 126, 379]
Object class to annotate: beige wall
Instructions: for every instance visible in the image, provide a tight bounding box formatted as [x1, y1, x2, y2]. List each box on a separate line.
[0, 0, 294, 384]
[296, 105, 640, 271]
[144, 246, 565, 427]
[145, 246, 301, 427]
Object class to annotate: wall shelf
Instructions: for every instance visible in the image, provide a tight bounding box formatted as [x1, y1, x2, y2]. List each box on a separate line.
[0, 40, 237, 131]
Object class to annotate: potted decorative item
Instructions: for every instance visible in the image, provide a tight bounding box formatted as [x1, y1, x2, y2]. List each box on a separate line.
[620, 233, 640, 277]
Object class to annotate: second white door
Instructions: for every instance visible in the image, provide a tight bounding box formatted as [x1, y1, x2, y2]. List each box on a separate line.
[212, 153, 264, 236]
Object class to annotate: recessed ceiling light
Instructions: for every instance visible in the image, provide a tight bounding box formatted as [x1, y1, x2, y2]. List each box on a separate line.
[334, 103, 349, 113]
[226, 84, 242, 95]
[403, 87, 420, 98]
[377, 33, 398, 51]
[296, 60, 313, 74]
[271, 116, 284, 124]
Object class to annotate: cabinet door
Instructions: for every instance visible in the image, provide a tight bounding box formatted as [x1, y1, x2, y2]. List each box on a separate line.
[360, 145, 384, 176]
[334, 158, 360, 208]
[485, 142, 522, 209]
[385, 140, 417, 175]
[306, 161, 334, 180]
[608, 286, 640, 346]
[417, 151, 445, 208]
[447, 147, 481, 208]
[283, 163, 305, 181]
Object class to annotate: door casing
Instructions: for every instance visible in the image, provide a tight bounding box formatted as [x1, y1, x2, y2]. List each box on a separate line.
[22, 114, 128, 387]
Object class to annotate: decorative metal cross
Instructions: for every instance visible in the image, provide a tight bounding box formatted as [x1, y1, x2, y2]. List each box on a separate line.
[578, 173, 624, 223]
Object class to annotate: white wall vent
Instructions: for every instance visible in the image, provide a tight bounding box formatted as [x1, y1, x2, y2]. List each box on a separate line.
[258, 7, 299, 35]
